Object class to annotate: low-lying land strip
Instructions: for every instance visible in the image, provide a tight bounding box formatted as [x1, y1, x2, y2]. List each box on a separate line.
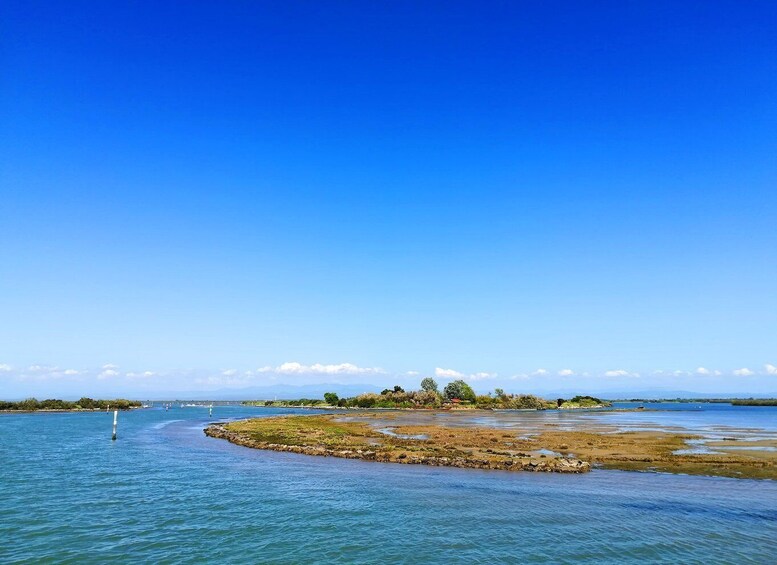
[620, 397, 777, 406]
[0, 398, 142, 411]
[206, 414, 589, 473]
[730, 399, 777, 406]
[205, 412, 777, 479]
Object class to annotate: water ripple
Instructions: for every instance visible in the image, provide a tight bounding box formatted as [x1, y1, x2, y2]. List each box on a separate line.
[1, 406, 776, 563]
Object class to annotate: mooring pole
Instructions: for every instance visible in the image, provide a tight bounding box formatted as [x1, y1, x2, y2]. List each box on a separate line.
[209, 405, 213, 418]
[112, 410, 118, 440]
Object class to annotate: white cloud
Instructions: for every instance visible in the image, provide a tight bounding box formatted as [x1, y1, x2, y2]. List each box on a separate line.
[221, 369, 238, 377]
[435, 367, 464, 378]
[733, 367, 754, 376]
[102, 363, 118, 370]
[764, 364, 777, 375]
[531, 368, 548, 376]
[603, 369, 639, 378]
[195, 375, 246, 387]
[126, 371, 155, 378]
[63, 369, 80, 375]
[558, 369, 574, 376]
[435, 367, 497, 380]
[695, 367, 710, 375]
[509, 373, 529, 381]
[275, 362, 384, 375]
[28, 364, 58, 372]
[405, 371, 420, 376]
[469, 372, 497, 381]
[256, 366, 273, 373]
[0, 364, 11, 372]
[97, 369, 119, 379]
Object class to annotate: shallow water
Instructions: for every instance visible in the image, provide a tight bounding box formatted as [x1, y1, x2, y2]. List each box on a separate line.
[1, 404, 776, 563]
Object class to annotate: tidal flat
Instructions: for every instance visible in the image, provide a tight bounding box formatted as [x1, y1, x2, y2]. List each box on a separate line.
[206, 410, 777, 480]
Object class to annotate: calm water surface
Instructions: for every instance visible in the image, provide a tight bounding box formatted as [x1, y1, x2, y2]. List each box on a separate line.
[1, 404, 776, 564]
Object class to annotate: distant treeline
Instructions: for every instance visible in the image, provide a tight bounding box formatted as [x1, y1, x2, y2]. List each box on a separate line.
[0, 398, 142, 411]
[731, 399, 777, 406]
[622, 398, 777, 405]
[244, 379, 610, 411]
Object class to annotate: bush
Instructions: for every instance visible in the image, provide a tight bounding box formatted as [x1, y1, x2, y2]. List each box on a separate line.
[506, 394, 552, 410]
[475, 395, 496, 408]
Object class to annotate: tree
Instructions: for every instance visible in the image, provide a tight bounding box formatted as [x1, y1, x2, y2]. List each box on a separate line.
[443, 380, 476, 403]
[323, 392, 339, 405]
[420, 377, 438, 393]
[494, 388, 506, 399]
[19, 398, 39, 411]
[393, 385, 404, 393]
[78, 397, 95, 409]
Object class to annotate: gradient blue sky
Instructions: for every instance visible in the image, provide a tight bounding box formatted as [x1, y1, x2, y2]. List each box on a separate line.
[2, 1, 776, 397]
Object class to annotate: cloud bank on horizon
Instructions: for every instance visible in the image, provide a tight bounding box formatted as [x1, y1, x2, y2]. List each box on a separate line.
[2, 361, 776, 398]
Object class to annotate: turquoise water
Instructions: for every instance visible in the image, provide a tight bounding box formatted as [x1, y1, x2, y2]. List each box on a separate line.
[1, 405, 776, 564]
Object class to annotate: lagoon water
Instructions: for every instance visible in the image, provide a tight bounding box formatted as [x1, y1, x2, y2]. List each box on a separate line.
[1, 404, 776, 563]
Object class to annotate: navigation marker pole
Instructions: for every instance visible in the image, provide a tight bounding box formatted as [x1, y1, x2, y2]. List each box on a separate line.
[209, 405, 213, 418]
[112, 410, 118, 441]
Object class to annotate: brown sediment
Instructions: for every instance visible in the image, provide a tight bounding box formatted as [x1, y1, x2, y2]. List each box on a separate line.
[205, 415, 590, 473]
[204, 413, 777, 479]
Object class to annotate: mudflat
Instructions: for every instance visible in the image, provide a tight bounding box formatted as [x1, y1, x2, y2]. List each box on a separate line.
[205, 411, 777, 479]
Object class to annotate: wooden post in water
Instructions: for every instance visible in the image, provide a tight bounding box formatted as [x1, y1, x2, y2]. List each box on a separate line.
[112, 410, 118, 440]
[209, 405, 212, 418]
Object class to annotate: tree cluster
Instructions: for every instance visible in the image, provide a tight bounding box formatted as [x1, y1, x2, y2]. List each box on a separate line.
[0, 398, 142, 411]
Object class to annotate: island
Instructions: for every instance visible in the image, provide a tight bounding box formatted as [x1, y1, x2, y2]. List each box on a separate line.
[0, 398, 142, 411]
[207, 410, 777, 482]
[244, 379, 612, 410]
[210, 379, 777, 480]
[205, 412, 777, 479]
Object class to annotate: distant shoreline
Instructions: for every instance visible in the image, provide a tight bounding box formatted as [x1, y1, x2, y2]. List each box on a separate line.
[0, 407, 142, 414]
[0, 398, 142, 412]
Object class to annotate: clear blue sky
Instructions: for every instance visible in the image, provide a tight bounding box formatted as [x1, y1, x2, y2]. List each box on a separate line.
[2, 1, 776, 397]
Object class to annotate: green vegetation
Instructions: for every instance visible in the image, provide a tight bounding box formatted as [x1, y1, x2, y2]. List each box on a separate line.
[249, 398, 328, 407]
[476, 393, 556, 410]
[619, 397, 777, 405]
[559, 395, 611, 409]
[242, 379, 609, 411]
[731, 398, 777, 406]
[443, 380, 477, 403]
[323, 392, 339, 405]
[420, 377, 438, 393]
[0, 397, 142, 411]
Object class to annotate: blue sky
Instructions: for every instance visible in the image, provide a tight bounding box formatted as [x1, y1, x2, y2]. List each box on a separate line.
[2, 1, 776, 397]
